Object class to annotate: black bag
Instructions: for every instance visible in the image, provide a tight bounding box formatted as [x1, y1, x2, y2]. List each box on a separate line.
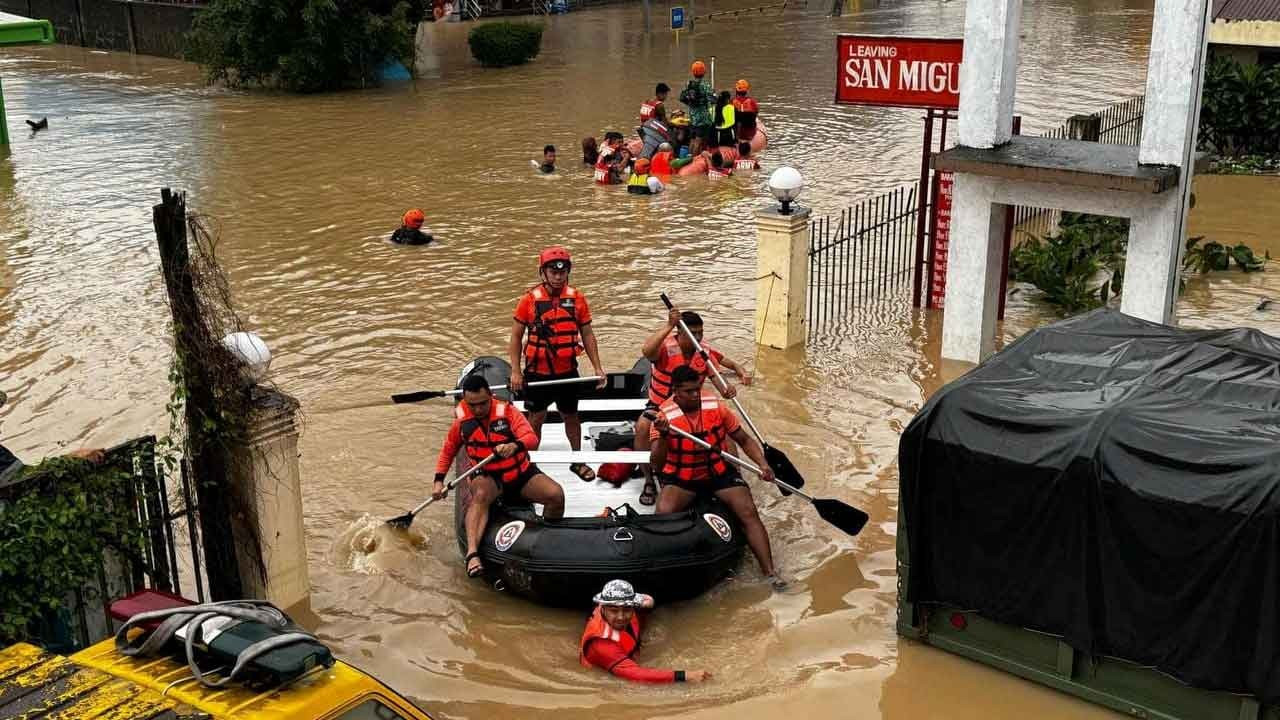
[679, 81, 699, 106]
[592, 424, 636, 452]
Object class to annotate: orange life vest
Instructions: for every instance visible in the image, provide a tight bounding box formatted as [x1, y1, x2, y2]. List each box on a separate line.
[522, 284, 584, 375]
[579, 606, 642, 668]
[648, 336, 716, 405]
[455, 398, 531, 484]
[658, 392, 730, 482]
[651, 151, 673, 178]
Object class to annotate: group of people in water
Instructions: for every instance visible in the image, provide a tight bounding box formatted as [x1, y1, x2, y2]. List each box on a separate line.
[579, 61, 763, 193]
[424, 246, 779, 683]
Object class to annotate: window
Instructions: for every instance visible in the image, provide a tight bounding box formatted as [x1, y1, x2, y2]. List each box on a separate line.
[333, 698, 408, 720]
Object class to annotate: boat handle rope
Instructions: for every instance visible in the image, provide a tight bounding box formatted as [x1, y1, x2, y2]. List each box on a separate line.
[613, 528, 635, 542]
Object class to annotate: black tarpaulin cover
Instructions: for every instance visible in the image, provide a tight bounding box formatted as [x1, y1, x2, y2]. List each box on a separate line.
[900, 309, 1280, 701]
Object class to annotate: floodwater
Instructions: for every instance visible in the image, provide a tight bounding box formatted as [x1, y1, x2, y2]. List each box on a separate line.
[2, 0, 1276, 716]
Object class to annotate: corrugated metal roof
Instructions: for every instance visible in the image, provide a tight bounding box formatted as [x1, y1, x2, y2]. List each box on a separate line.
[1213, 0, 1280, 22]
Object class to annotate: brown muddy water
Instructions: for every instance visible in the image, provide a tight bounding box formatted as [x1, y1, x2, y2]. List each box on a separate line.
[2, 0, 1275, 716]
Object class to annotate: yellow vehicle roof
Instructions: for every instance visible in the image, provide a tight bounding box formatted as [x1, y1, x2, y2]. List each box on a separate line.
[0, 639, 431, 719]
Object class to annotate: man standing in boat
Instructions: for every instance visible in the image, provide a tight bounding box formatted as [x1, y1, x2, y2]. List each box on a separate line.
[508, 246, 607, 482]
[650, 365, 782, 588]
[433, 374, 565, 578]
[631, 306, 752, 506]
[580, 579, 712, 684]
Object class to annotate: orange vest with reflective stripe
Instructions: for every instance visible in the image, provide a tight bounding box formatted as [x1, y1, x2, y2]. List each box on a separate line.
[648, 336, 715, 405]
[658, 393, 730, 481]
[522, 285, 584, 375]
[455, 399, 530, 484]
[579, 606, 642, 668]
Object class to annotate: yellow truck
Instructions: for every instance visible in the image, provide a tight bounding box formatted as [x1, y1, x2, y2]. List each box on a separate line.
[0, 637, 433, 719]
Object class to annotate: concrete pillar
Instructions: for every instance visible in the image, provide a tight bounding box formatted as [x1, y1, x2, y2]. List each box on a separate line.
[956, 0, 1022, 149]
[230, 387, 310, 614]
[754, 206, 810, 349]
[941, 174, 1008, 363]
[1121, 192, 1183, 322]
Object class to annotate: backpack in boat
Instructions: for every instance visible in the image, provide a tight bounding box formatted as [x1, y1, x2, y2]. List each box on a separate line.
[592, 423, 636, 451]
[679, 81, 701, 107]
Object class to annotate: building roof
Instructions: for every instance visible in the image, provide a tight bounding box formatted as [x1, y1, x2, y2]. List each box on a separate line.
[1213, 0, 1280, 22]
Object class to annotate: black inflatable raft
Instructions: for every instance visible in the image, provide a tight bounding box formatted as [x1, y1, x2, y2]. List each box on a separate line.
[452, 356, 746, 607]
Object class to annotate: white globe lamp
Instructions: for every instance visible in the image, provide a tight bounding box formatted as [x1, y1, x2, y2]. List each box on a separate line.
[222, 331, 272, 385]
[768, 166, 804, 215]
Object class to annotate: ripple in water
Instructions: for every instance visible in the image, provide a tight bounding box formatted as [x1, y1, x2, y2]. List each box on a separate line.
[331, 513, 431, 575]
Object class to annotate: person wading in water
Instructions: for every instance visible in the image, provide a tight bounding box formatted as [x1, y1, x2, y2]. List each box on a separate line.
[580, 579, 712, 684]
[508, 246, 607, 482]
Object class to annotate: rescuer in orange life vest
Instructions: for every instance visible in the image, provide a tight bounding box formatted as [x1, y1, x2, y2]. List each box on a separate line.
[508, 246, 607, 482]
[433, 373, 565, 578]
[731, 78, 760, 141]
[629, 306, 752, 506]
[651, 364, 783, 588]
[580, 579, 712, 684]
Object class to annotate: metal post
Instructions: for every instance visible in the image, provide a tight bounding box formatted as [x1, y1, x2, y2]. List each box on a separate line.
[997, 115, 1021, 320]
[912, 110, 935, 307]
[0, 76, 8, 146]
[643, 0, 650, 33]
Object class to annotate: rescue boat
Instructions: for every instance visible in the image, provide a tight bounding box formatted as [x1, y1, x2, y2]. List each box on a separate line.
[452, 356, 746, 608]
[625, 119, 770, 177]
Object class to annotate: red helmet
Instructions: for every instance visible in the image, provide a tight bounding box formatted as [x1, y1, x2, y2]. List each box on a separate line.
[539, 245, 572, 270]
[402, 208, 425, 228]
[691, 60, 707, 77]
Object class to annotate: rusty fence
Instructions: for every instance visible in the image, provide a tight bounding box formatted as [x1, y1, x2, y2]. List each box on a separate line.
[807, 184, 919, 337]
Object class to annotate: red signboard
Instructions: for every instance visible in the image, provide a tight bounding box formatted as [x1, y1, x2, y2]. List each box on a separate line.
[835, 35, 963, 110]
[928, 171, 954, 309]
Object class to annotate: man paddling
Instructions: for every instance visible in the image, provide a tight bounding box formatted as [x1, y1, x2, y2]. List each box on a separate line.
[433, 374, 565, 578]
[580, 579, 712, 684]
[650, 365, 782, 588]
[509, 246, 606, 482]
[631, 307, 751, 505]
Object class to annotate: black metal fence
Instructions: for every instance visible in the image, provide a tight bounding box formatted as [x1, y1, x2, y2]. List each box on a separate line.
[807, 184, 918, 336]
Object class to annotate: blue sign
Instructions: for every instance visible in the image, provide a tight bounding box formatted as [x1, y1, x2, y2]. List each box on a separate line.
[671, 6, 685, 29]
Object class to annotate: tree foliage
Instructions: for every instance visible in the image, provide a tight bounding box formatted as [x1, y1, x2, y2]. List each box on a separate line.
[467, 22, 544, 68]
[1199, 56, 1280, 157]
[186, 0, 418, 93]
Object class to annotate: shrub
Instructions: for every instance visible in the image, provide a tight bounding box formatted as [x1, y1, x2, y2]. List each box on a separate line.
[186, 0, 416, 93]
[467, 22, 544, 68]
[1010, 213, 1128, 313]
[1199, 56, 1280, 157]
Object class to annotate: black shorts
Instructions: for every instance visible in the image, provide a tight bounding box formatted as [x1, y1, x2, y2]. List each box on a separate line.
[522, 370, 581, 414]
[491, 464, 543, 506]
[659, 468, 747, 496]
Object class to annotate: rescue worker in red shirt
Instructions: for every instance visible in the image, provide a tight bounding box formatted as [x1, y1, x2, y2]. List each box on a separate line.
[433, 374, 564, 578]
[631, 307, 752, 505]
[509, 246, 607, 482]
[650, 365, 782, 587]
[731, 79, 760, 141]
[580, 579, 712, 684]
[639, 83, 670, 127]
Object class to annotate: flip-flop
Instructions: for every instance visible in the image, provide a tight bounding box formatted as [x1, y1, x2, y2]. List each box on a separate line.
[465, 551, 484, 578]
[638, 480, 658, 506]
[570, 462, 597, 482]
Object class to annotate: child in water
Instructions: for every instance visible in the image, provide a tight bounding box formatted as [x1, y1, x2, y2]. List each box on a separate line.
[530, 144, 557, 174]
[389, 209, 433, 245]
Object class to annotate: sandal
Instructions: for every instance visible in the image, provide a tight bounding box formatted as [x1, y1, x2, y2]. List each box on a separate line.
[570, 462, 596, 482]
[465, 551, 484, 578]
[638, 480, 658, 507]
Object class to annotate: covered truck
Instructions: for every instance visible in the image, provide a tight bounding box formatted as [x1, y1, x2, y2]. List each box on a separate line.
[898, 310, 1280, 720]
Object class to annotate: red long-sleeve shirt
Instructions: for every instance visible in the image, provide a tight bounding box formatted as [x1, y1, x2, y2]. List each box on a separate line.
[583, 638, 680, 684]
[434, 399, 539, 475]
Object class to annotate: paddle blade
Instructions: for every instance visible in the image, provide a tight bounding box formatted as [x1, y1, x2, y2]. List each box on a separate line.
[391, 389, 446, 404]
[386, 512, 415, 529]
[813, 498, 869, 537]
[764, 444, 804, 496]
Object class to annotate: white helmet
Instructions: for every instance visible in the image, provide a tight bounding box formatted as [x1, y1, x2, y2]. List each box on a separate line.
[593, 579, 641, 607]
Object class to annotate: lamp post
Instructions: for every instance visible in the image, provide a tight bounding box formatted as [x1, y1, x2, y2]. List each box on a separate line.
[768, 166, 804, 215]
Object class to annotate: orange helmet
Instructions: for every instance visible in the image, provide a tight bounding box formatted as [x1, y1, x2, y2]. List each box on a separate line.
[539, 245, 572, 270]
[735, 79, 750, 92]
[402, 208, 425, 228]
[634, 157, 651, 173]
[691, 60, 707, 77]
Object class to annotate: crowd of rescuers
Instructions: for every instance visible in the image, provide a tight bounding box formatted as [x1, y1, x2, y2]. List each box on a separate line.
[580, 60, 761, 193]
[428, 245, 782, 592]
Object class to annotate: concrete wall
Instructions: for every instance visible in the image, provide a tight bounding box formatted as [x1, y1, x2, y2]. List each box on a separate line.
[0, 0, 198, 58]
[1209, 19, 1280, 49]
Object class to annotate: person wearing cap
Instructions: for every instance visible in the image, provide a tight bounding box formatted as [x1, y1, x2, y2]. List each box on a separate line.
[639, 83, 670, 127]
[679, 60, 716, 147]
[626, 157, 664, 196]
[389, 209, 433, 245]
[580, 579, 712, 684]
[0, 390, 105, 489]
[731, 79, 760, 141]
[509, 247, 606, 482]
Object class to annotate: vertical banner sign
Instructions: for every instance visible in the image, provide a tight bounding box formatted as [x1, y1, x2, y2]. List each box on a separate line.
[835, 35, 963, 109]
[929, 172, 954, 308]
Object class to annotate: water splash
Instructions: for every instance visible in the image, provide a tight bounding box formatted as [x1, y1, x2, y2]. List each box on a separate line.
[332, 513, 430, 575]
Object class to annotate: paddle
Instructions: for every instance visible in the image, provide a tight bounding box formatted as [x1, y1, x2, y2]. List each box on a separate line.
[660, 293, 805, 495]
[389, 375, 603, 405]
[386, 455, 495, 529]
[666, 426, 869, 537]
